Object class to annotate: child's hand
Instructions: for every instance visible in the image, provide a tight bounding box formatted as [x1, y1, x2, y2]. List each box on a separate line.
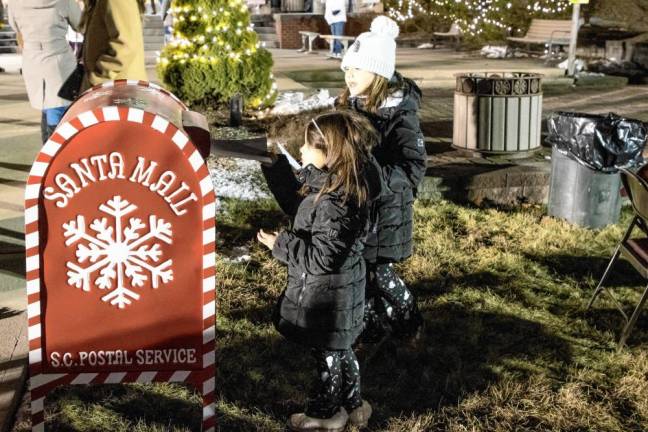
[257, 229, 278, 250]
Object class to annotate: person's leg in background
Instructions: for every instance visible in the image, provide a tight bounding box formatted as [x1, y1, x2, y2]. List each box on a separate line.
[42, 106, 68, 143]
[40, 111, 48, 143]
[331, 21, 345, 57]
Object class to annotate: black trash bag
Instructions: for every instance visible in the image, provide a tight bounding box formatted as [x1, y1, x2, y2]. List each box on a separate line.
[547, 112, 648, 172]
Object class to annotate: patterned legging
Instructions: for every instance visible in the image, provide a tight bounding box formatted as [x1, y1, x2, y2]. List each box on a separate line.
[306, 348, 362, 419]
[362, 263, 422, 343]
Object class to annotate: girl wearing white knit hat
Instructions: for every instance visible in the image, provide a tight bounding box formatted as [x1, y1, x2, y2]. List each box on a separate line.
[338, 15, 427, 402]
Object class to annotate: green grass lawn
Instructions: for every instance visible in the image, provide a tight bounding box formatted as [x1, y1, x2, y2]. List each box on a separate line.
[13, 199, 648, 432]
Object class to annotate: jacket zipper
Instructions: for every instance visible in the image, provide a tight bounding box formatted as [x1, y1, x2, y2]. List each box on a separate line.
[298, 272, 306, 306]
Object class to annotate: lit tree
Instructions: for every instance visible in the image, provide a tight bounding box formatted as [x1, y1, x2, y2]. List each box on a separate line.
[388, 0, 572, 41]
[157, 0, 277, 108]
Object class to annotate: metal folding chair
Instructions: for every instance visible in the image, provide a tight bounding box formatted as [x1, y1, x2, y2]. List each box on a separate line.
[587, 168, 648, 349]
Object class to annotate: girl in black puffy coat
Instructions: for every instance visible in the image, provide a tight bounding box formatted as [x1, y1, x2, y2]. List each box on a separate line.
[338, 16, 427, 343]
[258, 111, 382, 432]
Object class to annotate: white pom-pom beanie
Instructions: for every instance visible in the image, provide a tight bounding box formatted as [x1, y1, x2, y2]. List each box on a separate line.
[341, 16, 400, 79]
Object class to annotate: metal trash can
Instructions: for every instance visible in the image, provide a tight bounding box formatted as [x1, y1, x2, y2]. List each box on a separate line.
[546, 111, 648, 229]
[548, 147, 622, 229]
[453, 72, 543, 155]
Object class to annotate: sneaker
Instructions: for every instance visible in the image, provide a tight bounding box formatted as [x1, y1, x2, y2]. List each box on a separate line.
[287, 408, 348, 432]
[348, 400, 372, 428]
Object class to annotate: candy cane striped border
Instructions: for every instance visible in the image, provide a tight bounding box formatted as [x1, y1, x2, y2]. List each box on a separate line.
[81, 79, 187, 110]
[25, 105, 217, 432]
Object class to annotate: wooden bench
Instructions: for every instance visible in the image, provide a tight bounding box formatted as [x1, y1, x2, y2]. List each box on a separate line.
[507, 19, 572, 58]
[433, 22, 462, 49]
[297, 31, 320, 54]
[319, 34, 356, 58]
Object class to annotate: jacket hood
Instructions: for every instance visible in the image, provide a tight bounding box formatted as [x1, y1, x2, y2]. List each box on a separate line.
[22, 0, 59, 8]
[298, 164, 330, 192]
[347, 72, 422, 120]
[378, 72, 422, 117]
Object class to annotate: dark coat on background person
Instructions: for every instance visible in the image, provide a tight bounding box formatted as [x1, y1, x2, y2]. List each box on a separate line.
[343, 74, 427, 264]
[81, 0, 147, 90]
[262, 156, 382, 350]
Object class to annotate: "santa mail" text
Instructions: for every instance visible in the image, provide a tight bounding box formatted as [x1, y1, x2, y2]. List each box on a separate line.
[43, 152, 198, 216]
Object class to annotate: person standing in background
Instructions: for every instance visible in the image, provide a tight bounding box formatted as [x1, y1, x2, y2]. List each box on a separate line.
[7, 0, 82, 142]
[66, 1, 84, 57]
[323, 0, 346, 59]
[81, 0, 147, 91]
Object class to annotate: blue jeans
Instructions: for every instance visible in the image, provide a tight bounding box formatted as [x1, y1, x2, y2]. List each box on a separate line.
[330, 22, 345, 55]
[41, 106, 67, 143]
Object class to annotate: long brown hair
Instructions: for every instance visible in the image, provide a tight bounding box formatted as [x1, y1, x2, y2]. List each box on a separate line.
[304, 111, 379, 205]
[337, 74, 390, 114]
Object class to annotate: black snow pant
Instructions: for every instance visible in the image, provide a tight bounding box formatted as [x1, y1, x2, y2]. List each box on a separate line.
[305, 348, 362, 419]
[362, 262, 422, 343]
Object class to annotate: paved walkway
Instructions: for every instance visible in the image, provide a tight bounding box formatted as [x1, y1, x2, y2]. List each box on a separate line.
[0, 63, 39, 432]
[269, 47, 567, 90]
[0, 48, 647, 431]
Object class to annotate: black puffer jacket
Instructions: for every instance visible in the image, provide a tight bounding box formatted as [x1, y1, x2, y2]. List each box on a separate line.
[262, 157, 381, 349]
[346, 74, 427, 263]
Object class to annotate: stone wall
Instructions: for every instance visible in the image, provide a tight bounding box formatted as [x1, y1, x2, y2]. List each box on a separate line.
[273, 13, 376, 49]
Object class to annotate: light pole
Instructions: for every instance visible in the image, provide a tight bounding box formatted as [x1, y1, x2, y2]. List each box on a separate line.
[567, 0, 588, 77]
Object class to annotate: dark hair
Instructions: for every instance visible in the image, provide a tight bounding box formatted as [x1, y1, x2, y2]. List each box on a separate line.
[304, 111, 379, 205]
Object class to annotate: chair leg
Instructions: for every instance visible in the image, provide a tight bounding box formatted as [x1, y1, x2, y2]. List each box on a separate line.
[588, 218, 637, 314]
[587, 246, 622, 310]
[617, 283, 648, 350]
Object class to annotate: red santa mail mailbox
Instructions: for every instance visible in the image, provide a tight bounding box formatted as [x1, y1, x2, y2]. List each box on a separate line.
[24, 80, 216, 431]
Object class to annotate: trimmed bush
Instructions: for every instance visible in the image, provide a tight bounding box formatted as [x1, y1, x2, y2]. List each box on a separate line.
[158, 0, 276, 108]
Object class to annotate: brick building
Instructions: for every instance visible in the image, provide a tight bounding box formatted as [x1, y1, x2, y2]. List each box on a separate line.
[249, 0, 383, 50]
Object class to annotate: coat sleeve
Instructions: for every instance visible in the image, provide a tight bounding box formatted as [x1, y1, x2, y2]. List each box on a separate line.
[64, 0, 83, 32]
[381, 111, 427, 192]
[261, 155, 303, 217]
[272, 198, 357, 274]
[88, 0, 142, 84]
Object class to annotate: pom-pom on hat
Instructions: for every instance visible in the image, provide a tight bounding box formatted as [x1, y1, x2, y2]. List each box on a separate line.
[341, 16, 400, 79]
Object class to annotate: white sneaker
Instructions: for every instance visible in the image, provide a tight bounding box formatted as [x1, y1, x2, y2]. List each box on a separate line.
[287, 408, 349, 432]
[348, 400, 372, 428]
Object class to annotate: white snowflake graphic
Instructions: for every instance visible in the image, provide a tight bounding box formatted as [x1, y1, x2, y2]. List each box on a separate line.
[63, 195, 174, 309]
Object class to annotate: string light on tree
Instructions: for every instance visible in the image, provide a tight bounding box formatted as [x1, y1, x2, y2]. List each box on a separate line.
[157, 0, 276, 108]
[387, 0, 571, 40]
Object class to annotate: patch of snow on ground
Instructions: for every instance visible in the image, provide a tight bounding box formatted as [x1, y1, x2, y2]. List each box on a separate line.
[481, 45, 508, 59]
[271, 90, 335, 115]
[558, 58, 586, 73]
[207, 158, 270, 202]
